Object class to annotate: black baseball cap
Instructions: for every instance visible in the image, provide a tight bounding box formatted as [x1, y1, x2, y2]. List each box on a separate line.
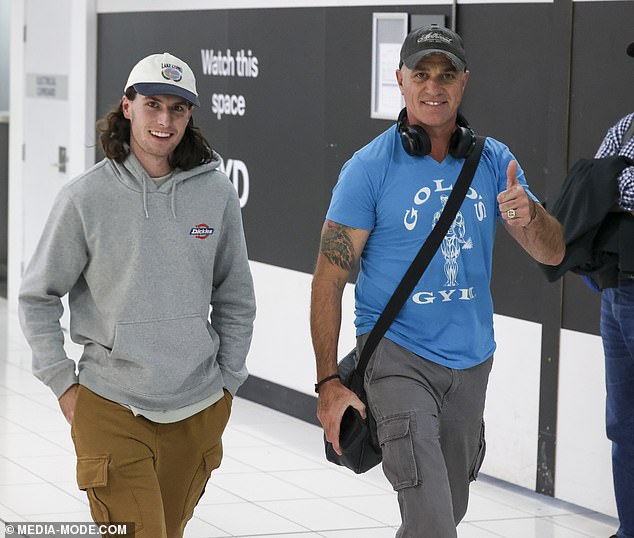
[400, 25, 466, 71]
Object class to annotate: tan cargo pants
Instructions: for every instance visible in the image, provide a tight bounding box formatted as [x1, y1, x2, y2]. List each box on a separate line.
[70, 385, 232, 538]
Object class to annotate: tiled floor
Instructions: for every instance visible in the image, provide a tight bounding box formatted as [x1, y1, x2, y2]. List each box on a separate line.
[0, 297, 619, 537]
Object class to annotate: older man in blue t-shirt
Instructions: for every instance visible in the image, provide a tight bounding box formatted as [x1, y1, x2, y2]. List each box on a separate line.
[310, 25, 565, 537]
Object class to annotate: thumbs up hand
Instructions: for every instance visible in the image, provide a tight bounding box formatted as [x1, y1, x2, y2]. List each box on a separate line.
[497, 160, 536, 227]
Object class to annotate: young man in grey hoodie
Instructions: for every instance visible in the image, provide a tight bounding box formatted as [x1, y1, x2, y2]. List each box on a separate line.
[18, 52, 256, 537]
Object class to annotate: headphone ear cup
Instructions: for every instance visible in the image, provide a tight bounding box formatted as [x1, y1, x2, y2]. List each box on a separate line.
[449, 126, 476, 159]
[399, 128, 417, 156]
[401, 125, 431, 157]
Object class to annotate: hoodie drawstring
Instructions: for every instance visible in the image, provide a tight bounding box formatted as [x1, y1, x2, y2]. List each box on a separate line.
[117, 151, 218, 221]
[170, 180, 177, 219]
[141, 177, 149, 219]
[140, 176, 177, 219]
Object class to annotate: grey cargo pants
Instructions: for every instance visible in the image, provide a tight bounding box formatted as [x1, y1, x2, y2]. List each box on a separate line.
[360, 335, 492, 538]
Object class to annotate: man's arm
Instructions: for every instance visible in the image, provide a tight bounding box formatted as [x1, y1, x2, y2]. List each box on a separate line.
[497, 161, 565, 266]
[209, 189, 256, 396]
[311, 220, 370, 456]
[18, 190, 88, 412]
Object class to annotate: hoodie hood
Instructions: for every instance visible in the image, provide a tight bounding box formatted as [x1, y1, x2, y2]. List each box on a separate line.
[109, 150, 223, 219]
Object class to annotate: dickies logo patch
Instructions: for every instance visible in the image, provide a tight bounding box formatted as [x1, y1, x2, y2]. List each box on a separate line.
[190, 224, 214, 239]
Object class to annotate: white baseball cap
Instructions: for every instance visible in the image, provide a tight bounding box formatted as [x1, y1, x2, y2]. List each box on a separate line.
[124, 52, 200, 107]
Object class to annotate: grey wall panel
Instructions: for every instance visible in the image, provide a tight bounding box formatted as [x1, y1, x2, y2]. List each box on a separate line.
[322, 5, 450, 186]
[459, 3, 571, 325]
[99, 10, 325, 274]
[97, 2, 632, 331]
[456, 1, 575, 496]
[222, 10, 327, 272]
[569, 1, 634, 164]
[564, 0, 634, 336]
[562, 273, 601, 335]
[97, 12, 230, 126]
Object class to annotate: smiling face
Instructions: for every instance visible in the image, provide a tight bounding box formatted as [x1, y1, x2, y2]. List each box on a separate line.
[122, 93, 193, 177]
[396, 53, 469, 139]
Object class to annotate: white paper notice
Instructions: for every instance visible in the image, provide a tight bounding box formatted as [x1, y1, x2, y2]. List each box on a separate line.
[377, 43, 403, 118]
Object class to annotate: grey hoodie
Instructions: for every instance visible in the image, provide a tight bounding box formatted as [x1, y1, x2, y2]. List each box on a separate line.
[18, 152, 256, 410]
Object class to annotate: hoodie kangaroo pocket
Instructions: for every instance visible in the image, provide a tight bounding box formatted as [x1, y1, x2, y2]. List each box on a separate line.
[108, 314, 214, 396]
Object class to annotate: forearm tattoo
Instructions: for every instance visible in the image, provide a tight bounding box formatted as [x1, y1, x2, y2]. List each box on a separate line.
[320, 223, 356, 271]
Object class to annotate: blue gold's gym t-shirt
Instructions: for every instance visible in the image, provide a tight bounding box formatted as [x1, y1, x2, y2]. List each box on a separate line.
[326, 125, 535, 370]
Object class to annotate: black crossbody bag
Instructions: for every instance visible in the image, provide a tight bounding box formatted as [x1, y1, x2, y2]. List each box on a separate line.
[325, 135, 486, 474]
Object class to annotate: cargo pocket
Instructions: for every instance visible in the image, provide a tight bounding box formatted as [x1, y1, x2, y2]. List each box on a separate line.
[76, 455, 111, 524]
[469, 420, 486, 481]
[377, 413, 419, 491]
[181, 446, 223, 522]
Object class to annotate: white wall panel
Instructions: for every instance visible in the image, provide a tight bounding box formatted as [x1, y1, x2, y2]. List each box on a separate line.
[480, 314, 542, 489]
[248, 263, 545, 489]
[556, 329, 616, 517]
[247, 260, 356, 396]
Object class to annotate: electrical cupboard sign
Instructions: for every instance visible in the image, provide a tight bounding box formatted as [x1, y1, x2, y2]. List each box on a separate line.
[26, 74, 68, 100]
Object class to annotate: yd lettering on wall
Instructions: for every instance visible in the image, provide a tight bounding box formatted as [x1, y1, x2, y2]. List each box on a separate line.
[219, 158, 249, 208]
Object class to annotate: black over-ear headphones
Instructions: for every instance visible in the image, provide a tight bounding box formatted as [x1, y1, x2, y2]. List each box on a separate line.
[396, 107, 476, 159]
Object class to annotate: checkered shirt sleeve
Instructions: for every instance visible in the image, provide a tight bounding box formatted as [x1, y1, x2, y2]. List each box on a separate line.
[595, 112, 634, 211]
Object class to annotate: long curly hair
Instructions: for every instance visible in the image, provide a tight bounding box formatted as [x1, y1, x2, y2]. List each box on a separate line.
[97, 87, 214, 171]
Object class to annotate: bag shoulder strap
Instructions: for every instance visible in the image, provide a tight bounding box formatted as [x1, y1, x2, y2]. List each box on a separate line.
[352, 135, 486, 382]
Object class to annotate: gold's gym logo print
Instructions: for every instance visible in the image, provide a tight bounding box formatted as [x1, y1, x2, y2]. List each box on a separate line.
[190, 224, 214, 240]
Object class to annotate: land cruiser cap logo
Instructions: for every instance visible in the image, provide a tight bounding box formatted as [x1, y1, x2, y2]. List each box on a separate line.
[161, 64, 183, 82]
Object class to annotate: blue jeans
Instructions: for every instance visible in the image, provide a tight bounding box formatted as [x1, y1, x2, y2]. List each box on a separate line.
[601, 280, 634, 538]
